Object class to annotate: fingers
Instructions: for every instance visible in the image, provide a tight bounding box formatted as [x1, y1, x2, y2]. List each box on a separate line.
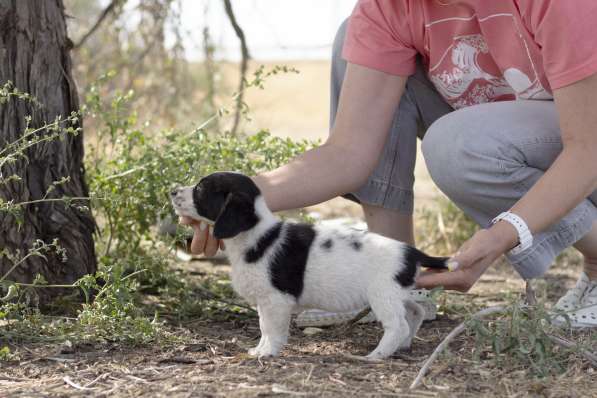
[179, 216, 196, 226]
[187, 221, 222, 256]
[415, 269, 474, 292]
[421, 267, 449, 274]
[177, 217, 223, 256]
[190, 221, 209, 254]
[451, 235, 485, 270]
[204, 226, 219, 257]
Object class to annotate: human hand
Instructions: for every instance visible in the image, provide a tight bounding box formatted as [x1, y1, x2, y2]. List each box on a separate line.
[179, 216, 224, 256]
[416, 222, 517, 292]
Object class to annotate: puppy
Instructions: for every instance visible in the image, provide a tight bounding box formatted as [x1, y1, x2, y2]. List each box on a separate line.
[171, 172, 449, 360]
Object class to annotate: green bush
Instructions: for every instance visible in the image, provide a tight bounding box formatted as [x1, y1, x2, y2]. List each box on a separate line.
[1, 69, 318, 347]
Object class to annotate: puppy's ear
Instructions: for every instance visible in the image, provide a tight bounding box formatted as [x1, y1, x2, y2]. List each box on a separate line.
[213, 193, 258, 239]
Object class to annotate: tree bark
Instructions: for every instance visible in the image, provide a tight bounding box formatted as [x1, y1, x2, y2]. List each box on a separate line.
[0, 0, 96, 294]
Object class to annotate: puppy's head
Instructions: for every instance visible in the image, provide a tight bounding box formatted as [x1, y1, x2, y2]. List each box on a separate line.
[170, 172, 260, 239]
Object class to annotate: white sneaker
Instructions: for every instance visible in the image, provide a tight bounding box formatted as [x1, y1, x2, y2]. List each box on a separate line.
[294, 289, 438, 328]
[552, 272, 597, 328]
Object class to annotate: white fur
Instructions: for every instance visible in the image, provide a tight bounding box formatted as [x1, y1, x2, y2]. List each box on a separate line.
[172, 189, 425, 360]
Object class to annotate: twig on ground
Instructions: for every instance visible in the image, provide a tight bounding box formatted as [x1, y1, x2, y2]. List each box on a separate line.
[340, 353, 384, 364]
[63, 376, 95, 391]
[194, 285, 257, 314]
[271, 384, 309, 396]
[83, 373, 109, 388]
[410, 306, 506, 390]
[339, 307, 372, 331]
[546, 334, 597, 367]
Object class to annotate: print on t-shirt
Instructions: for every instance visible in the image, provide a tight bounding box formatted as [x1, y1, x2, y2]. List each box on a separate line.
[425, 13, 552, 109]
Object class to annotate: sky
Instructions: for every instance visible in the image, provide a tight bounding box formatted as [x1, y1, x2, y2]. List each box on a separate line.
[177, 0, 357, 61]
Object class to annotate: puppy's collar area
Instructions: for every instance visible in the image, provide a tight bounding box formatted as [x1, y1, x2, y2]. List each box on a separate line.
[244, 222, 283, 263]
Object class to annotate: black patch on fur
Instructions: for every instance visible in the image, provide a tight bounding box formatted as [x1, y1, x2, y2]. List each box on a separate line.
[213, 193, 259, 239]
[350, 240, 362, 251]
[192, 172, 261, 239]
[244, 222, 283, 263]
[395, 246, 449, 287]
[269, 223, 316, 299]
[192, 172, 260, 224]
[321, 239, 333, 250]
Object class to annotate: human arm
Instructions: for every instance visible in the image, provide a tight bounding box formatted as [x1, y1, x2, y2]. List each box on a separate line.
[416, 73, 597, 291]
[254, 64, 406, 211]
[185, 64, 407, 255]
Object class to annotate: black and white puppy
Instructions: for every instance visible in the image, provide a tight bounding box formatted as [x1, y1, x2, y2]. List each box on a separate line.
[170, 172, 450, 360]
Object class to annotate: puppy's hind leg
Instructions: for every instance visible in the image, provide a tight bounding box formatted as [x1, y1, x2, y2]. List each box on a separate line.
[398, 299, 424, 350]
[367, 294, 410, 360]
[251, 298, 293, 358]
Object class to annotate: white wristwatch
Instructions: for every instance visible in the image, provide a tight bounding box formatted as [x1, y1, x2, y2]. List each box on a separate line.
[492, 211, 533, 255]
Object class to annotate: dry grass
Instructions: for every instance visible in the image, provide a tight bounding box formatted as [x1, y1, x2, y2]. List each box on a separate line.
[2, 249, 595, 397]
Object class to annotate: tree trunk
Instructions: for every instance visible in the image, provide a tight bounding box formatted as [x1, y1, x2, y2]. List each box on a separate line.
[0, 0, 96, 294]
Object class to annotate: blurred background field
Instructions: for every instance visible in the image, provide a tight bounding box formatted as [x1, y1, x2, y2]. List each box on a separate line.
[67, 0, 443, 215]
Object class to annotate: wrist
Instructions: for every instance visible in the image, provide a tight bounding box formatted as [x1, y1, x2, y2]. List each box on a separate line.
[488, 220, 519, 254]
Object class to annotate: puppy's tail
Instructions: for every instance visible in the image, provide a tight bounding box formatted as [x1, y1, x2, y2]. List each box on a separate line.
[408, 247, 451, 270]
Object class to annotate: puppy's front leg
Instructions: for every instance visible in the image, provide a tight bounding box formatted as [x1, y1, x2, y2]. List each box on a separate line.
[248, 305, 266, 356]
[250, 301, 292, 358]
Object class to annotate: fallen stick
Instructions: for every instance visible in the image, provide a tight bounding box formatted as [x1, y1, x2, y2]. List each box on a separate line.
[409, 306, 506, 390]
[546, 334, 597, 367]
[340, 353, 384, 364]
[63, 376, 95, 391]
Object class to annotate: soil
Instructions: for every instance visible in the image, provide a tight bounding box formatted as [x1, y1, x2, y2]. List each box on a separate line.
[2, 251, 595, 397]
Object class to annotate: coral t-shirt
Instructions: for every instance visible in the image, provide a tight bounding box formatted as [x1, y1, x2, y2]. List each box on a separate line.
[343, 0, 597, 109]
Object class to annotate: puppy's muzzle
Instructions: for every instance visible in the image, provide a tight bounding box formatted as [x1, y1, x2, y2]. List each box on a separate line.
[170, 187, 182, 198]
[170, 187, 184, 207]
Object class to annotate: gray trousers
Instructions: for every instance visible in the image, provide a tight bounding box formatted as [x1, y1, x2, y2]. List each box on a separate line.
[331, 21, 597, 279]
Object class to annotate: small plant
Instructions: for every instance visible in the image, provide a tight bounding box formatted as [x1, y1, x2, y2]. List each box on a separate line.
[469, 299, 566, 377]
[0, 345, 17, 361]
[416, 197, 477, 255]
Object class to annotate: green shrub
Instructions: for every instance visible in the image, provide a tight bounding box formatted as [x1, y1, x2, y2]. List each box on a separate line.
[1, 68, 318, 347]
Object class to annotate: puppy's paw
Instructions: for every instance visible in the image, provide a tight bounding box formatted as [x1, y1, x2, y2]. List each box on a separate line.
[366, 351, 389, 361]
[397, 341, 413, 350]
[248, 347, 279, 358]
[257, 350, 279, 358]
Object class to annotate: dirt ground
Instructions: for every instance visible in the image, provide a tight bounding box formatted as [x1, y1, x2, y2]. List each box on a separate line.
[2, 249, 596, 397]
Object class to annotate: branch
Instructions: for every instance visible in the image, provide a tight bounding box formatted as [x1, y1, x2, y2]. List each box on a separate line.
[410, 306, 506, 390]
[73, 0, 124, 50]
[546, 334, 597, 367]
[222, 0, 250, 135]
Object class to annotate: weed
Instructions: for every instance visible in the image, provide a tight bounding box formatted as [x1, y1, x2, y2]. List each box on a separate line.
[416, 197, 477, 255]
[0, 66, 315, 351]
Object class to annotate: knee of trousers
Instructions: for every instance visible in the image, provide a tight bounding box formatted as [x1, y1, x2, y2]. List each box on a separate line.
[421, 116, 474, 201]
